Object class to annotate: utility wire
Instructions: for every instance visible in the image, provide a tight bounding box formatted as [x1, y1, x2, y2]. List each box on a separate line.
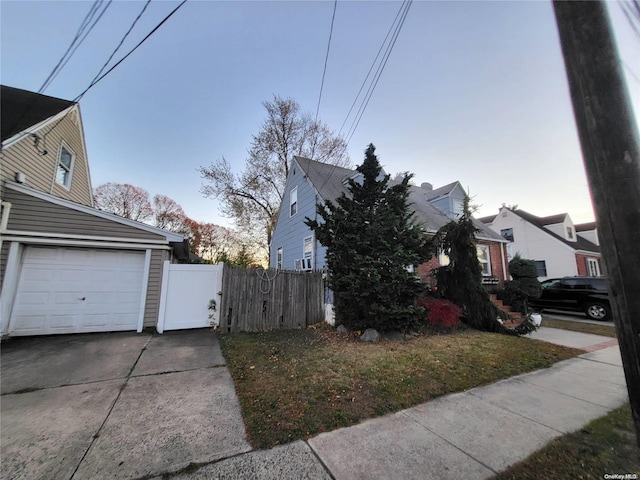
[337, 2, 406, 136]
[315, 0, 412, 195]
[344, 0, 412, 146]
[74, 0, 187, 102]
[314, 0, 338, 125]
[37, 0, 187, 149]
[39, 0, 112, 93]
[85, 0, 152, 94]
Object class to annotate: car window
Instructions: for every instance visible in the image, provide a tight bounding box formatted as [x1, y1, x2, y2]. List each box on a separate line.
[542, 279, 561, 289]
[591, 278, 607, 291]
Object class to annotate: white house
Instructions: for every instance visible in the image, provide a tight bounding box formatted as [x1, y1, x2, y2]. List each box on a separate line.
[479, 206, 602, 280]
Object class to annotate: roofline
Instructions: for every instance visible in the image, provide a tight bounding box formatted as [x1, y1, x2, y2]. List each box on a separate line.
[1, 104, 77, 149]
[4, 181, 184, 242]
[509, 209, 599, 253]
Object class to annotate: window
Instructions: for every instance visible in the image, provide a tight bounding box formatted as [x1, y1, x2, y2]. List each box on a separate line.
[566, 226, 574, 239]
[587, 258, 600, 276]
[276, 247, 283, 270]
[290, 187, 298, 217]
[303, 236, 313, 270]
[56, 145, 74, 188]
[438, 250, 450, 266]
[500, 228, 514, 242]
[476, 245, 491, 276]
[534, 260, 547, 277]
[452, 198, 464, 218]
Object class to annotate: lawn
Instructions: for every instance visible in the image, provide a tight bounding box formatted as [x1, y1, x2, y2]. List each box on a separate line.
[542, 317, 618, 338]
[494, 403, 639, 479]
[219, 324, 582, 449]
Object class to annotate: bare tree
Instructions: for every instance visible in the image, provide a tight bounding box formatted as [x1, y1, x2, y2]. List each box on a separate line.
[199, 95, 350, 251]
[153, 194, 187, 231]
[93, 183, 153, 222]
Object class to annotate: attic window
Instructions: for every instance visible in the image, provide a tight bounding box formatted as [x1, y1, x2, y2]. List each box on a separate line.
[290, 187, 298, 217]
[566, 227, 574, 239]
[56, 145, 74, 188]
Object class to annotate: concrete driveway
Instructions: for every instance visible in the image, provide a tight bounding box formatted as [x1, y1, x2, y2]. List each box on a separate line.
[1, 329, 251, 480]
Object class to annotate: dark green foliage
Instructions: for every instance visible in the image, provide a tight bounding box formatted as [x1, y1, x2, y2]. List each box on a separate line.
[431, 198, 536, 336]
[305, 144, 430, 332]
[505, 255, 542, 314]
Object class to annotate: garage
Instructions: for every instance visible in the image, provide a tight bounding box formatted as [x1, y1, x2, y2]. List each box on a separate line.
[8, 246, 147, 336]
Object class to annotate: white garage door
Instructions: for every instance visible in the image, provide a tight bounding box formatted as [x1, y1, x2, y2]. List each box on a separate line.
[9, 246, 146, 336]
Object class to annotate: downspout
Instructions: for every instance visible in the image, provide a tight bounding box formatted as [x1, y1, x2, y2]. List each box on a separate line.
[0, 201, 12, 252]
[501, 242, 508, 285]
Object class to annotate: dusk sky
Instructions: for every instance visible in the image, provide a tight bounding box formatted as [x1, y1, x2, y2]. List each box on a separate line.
[2, 0, 639, 229]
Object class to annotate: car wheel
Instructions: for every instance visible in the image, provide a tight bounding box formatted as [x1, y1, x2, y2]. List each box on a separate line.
[585, 303, 610, 321]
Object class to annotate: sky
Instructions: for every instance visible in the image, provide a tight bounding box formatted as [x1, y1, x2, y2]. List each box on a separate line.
[2, 0, 639, 229]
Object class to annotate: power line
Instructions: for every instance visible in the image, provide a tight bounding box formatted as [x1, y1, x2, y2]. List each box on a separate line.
[315, 0, 413, 195]
[314, 0, 338, 124]
[344, 0, 412, 146]
[337, 2, 406, 136]
[85, 0, 152, 94]
[73, 0, 187, 102]
[35, 0, 187, 150]
[39, 0, 112, 93]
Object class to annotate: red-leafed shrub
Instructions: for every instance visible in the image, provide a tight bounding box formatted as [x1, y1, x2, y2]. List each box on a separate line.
[416, 297, 462, 329]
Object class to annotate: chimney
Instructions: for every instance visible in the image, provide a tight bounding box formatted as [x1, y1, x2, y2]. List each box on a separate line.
[420, 182, 433, 191]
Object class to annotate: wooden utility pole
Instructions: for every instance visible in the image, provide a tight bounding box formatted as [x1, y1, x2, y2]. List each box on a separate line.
[553, 1, 640, 445]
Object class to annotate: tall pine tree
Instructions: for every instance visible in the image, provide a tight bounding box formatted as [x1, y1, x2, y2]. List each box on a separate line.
[306, 144, 429, 332]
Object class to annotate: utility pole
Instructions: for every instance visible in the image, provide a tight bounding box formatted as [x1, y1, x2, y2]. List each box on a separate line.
[553, 1, 640, 445]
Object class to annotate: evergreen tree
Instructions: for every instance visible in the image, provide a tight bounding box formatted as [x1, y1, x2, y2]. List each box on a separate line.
[432, 197, 536, 335]
[306, 144, 430, 332]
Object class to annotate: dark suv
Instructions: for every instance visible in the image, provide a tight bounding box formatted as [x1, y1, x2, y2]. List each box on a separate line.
[532, 276, 611, 321]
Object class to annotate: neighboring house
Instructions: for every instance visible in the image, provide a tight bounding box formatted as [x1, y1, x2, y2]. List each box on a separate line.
[479, 206, 602, 280]
[0, 85, 187, 337]
[269, 157, 510, 289]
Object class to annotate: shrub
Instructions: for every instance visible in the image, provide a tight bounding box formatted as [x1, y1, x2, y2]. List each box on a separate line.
[507, 255, 542, 314]
[417, 297, 462, 329]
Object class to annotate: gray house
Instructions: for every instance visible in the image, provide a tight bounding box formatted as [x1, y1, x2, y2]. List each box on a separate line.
[0, 85, 187, 337]
[269, 157, 510, 286]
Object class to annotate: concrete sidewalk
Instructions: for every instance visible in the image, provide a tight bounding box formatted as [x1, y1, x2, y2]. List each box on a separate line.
[172, 327, 628, 480]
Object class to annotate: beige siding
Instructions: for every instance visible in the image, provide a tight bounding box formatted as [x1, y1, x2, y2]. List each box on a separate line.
[143, 249, 170, 328]
[1, 106, 92, 205]
[4, 189, 165, 240]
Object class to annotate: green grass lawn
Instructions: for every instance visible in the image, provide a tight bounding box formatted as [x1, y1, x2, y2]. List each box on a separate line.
[494, 403, 639, 479]
[219, 324, 582, 449]
[542, 317, 618, 338]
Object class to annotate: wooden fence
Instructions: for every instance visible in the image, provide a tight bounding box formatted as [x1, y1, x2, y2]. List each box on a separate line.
[219, 267, 324, 333]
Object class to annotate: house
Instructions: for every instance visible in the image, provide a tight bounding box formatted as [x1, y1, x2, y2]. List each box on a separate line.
[479, 206, 602, 280]
[0, 85, 187, 337]
[269, 156, 510, 288]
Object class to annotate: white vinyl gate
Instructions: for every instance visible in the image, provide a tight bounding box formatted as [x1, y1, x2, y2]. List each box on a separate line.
[156, 262, 223, 333]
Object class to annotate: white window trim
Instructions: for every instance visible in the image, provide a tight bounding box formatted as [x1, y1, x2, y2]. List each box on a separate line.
[277, 247, 283, 270]
[54, 141, 75, 190]
[477, 244, 491, 276]
[587, 258, 600, 276]
[302, 235, 313, 270]
[290, 187, 298, 217]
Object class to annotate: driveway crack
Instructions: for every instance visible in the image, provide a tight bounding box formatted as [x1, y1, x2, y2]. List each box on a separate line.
[68, 335, 153, 480]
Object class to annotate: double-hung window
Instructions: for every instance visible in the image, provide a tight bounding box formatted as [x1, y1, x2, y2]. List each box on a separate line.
[290, 187, 298, 217]
[56, 145, 74, 188]
[303, 236, 313, 270]
[276, 247, 283, 270]
[476, 245, 491, 276]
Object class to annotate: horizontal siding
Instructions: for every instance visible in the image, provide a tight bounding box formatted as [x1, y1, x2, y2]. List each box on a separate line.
[270, 160, 324, 270]
[1, 107, 92, 205]
[4, 189, 165, 240]
[143, 249, 168, 328]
